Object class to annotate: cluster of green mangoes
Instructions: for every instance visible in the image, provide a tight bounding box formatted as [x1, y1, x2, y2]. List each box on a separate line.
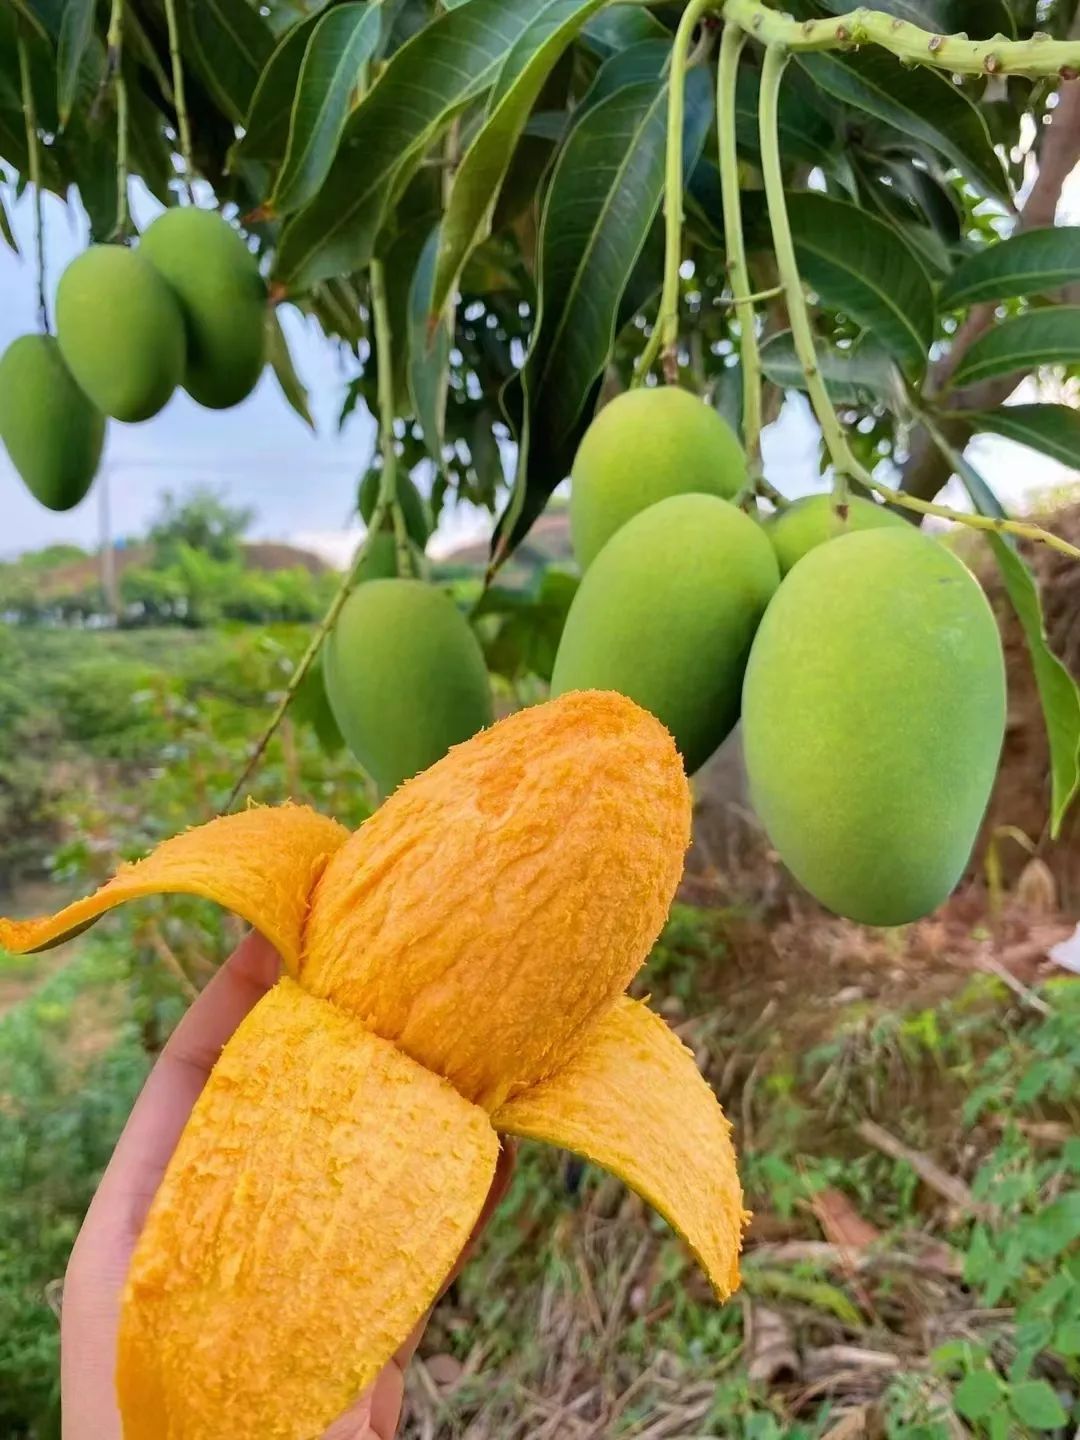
[0, 208, 266, 512]
[550, 386, 1007, 928]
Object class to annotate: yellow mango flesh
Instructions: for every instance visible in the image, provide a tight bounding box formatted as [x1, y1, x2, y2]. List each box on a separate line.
[301, 690, 691, 1109]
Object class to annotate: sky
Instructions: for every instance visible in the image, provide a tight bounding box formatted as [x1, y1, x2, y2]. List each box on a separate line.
[1, 176, 1078, 566]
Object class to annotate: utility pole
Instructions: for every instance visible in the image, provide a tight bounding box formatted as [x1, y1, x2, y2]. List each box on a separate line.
[98, 464, 119, 623]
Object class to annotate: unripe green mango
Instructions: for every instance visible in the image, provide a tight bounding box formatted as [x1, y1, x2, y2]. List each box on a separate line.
[325, 579, 493, 797]
[358, 470, 431, 548]
[742, 528, 1006, 927]
[0, 335, 105, 511]
[766, 493, 908, 575]
[570, 387, 747, 570]
[56, 245, 186, 422]
[140, 208, 267, 410]
[551, 494, 779, 773]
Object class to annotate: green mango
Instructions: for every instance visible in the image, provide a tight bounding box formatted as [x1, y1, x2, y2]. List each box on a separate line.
[766, 493, 909, 574]
[570, 387, 747, 570]
[55, 245, 186, 422]
[0, 335, 105, 511]
[141, 208, 267, 410]
[325, 579, 493, 797]
[551, 493, 779, 773]
[742, 528, 1006, 927]
[358, 469, 431, 548]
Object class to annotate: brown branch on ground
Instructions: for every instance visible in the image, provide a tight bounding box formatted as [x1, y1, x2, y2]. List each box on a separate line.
[901, 73, 1080, 501]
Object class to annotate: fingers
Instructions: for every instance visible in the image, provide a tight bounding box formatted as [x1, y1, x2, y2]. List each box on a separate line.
[62, 933, 281, 1440]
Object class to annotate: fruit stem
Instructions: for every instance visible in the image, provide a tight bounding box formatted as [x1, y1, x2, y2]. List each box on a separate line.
[16, 23, 47, 333]
[717, 21, 764, 473]
[107, 0, 131, 241]
[755, 476, 790, 510]
[758, 43, 856, 515]
[634, 0, 713, 386]
[369, 257, 412, 577]
[162, 0, 195, 201]
[721, 1, 1080, 78]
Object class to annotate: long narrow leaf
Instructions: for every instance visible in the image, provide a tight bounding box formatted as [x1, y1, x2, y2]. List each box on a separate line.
[940, 228, 1080, 311]
[951, 308, 1080, 388]
[57, 0, 95, 129]
[963, 404, 1080, 469]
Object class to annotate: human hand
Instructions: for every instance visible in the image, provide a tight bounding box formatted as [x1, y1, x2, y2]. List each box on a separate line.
[61, 932, 514, 1440]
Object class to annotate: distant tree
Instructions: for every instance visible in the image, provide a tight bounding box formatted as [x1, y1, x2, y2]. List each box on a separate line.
[148, 489, 255, 566]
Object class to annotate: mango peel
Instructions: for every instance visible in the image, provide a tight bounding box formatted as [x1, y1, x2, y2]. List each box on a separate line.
[0, 690, 745, 1440]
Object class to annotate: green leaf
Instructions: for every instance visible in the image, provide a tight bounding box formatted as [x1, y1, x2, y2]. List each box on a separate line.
[431, 0, 610, 318]
[492, 69, 711, 561]
[578, 38, 669, 114]
[821, 0, 1014, 38]
[233, 13, 322, 166]
[270, 4, 383, 217]
[0, 187, 18, 254]
[946, 444, 1080, 835]
[963, 404, 1080, 469]
[408, 226, 451, 471]
[940, 228, 1080, 311]
[953, 1370, 1003, 1422]
[57, 0, 95, 129]
[735, 64, 840, 173]
[267, 310, 315, 430]
[579, 6, 668, 59]
[1053, 1319, 1080, 1356]
[951, 308, 1080, 388]
[181, 0, 275, 126]
[1008, 1380, 1068, 1431]
[760, 330, 902, 407]
[782, 191, 936, 379]
[276, 0, 543, 291]
[797, 47, 1008, 202]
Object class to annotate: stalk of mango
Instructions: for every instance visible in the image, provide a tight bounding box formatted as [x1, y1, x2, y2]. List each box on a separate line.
[0, 690, 746, 1440]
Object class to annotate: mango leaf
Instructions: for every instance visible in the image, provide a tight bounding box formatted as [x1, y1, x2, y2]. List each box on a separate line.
[476, 569, 579, 682]
[940, 436, 1080, 835]
[963, 404, 1080, 469]
[408, 226, 451, 470]
[267, 309, 315, 430]
[233, 14, 321, 166]
[431, 0, 610, 318]
[735, 64, 839, 174]
[270, 4, 382, 216]
[0, 188, 18, 253]
[580, 7, 668, 59]
[276, 0, 543, 291]
[580, 39, 669, 112]
[492, 68, 712, 562]
[181, 0, 275, 126]
[760, 330, 902, 407]
[782, 191, 936, 379]
[951, 308, 1080, 388]
[57, 0, 95, 129]
[797, 47, 1008, 203]
[940, 228, 1080, 311]
[820, 0, 1014, 37]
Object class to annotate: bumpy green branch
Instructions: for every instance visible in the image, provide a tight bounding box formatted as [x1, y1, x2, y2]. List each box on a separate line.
[722, 0, 1080, 78]
[162, 0, 195, 198]
[717, 22, 766, 472]
[16, 24, 47, 332]
[634, 0, 713, 385]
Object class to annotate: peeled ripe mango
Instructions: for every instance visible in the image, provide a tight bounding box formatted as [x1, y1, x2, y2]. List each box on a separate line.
[141, 207, 267, 410]
[552, 493, 779, 773]
[0, 335, 105, 511]
[570, 387, 747, 570]
[766, 493, 908, 574]
[56, 245, 186, 422]
[0, 692, 744, 1440]
[325, 578, 493, 796]
[358, 468, 431, 548]
[742, 528, 1006, 926]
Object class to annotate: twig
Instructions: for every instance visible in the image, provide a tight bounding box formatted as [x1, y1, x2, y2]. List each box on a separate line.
[369, 258, 412, 577]
[16, 21, 47, 331]
[144, 921, 198, 1001]
[634, 0, 713, 384]
[717, 21, 764, 469]
[162, 0, 195, 199]
[854, 1119, 989, 1218]
[107, 0, 130, 240]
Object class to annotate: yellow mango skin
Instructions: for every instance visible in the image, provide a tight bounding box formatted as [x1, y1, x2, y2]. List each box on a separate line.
[324, 579, 493, 798]
[301, 690, 691, 1109]
[552, 494, 779, 774]
[570, 387, 747, 569]
[118, 980, 498, 1440]
[0, 335, 104, 511]
[742, 529, 1006, 926]
[766, 493, 908, 575]
[56, 246, 186, 422]
[141, 208, 267, 410]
